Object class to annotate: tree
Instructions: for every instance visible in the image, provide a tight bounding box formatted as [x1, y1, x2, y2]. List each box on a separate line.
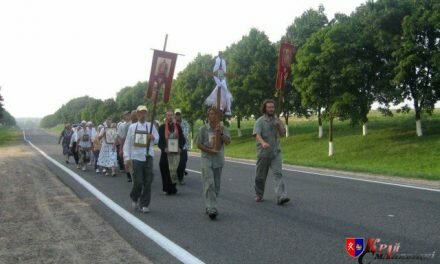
[0, 86, 4, 119]
[0, 110, 16, 127]
[116, 81, 148, 113]
[171, 54, 214, 138]
[294, 19, 358, 156]
[393, 0, 440, 136]
[346, 0, 412, 136]
[285, 5, 328, 138]
[95, 99, 119, 123]
[227, 28, 277, 136]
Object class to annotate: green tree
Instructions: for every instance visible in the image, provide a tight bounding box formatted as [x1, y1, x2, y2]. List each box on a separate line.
[393, 0, 440, 136]
[95, 99, 119, 123]
[294, 19, 357, 156]
[171, 53, 214, 137]
[0, 110, 16, 127]
[285, 5, 328, 138]
[116, 81, 148, 113]
[40, 114, 58, 128]
[0, 86, 4, 119]
[347, 0, 412, 136]
[227, 28, 277, 136]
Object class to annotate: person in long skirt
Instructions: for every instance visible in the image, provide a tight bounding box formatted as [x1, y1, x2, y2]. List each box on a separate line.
[97, 117, 118, 176]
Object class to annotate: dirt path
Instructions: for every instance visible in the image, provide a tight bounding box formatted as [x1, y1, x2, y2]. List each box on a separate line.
[0, 144, 152, 264]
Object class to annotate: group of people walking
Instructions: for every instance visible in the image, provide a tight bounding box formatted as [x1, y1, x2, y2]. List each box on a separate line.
[58, 99, 289, 220]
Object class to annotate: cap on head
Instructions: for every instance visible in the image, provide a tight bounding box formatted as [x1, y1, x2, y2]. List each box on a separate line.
[174, 108, 182, 114]
[136, 105, 148, 112]
[81, 120, 87, 125]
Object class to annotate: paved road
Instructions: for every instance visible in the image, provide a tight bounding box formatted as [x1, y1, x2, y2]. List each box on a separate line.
[24, 129, 439, 264]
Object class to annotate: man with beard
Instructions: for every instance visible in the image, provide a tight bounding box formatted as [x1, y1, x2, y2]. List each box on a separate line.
[253, 99, 290, 205]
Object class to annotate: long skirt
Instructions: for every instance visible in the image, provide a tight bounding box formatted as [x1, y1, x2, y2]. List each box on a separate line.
[97, 143, 117, 168]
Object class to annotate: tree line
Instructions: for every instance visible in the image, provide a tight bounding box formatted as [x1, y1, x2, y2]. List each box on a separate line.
[41, 0, 439, 155]
[0, 86, 16, 127]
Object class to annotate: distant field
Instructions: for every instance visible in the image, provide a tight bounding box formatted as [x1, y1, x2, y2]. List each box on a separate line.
[190, 110, 440, 180]
[0, 127, 20, 146]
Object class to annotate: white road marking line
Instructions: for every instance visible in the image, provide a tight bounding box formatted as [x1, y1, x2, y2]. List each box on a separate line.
[187, 152, 440, 193]
[23, 130, 205, 264]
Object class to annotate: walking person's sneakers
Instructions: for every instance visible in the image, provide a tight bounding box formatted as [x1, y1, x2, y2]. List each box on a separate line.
[255, 195, 263, 202]
[96, 169, 100, 173]
[131, 201, 139, 210]
[277, 197, 290, 205]
[141, 207, 150, 213]
[82, 166, 86, 171]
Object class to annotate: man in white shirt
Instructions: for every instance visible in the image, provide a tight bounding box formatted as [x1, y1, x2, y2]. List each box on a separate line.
[123, 105, 159, 213]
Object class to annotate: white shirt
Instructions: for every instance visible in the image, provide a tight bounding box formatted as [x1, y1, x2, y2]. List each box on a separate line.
[77, 127, 92, 148]
[123, 121, 159, 161]
[70, 129, 78, 145]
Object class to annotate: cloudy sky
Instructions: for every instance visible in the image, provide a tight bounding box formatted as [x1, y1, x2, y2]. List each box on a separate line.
[0, 0, 366, 118]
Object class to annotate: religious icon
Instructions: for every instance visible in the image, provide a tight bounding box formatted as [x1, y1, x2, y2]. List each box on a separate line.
[167, 138, 178, 153]
[147, 50, 178, 103]
[134, 130, 148, 147]
[105, 128, 116, 144]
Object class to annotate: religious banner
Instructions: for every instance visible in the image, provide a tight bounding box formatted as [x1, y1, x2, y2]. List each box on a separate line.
[147, 50, 178, 103]
[275, 43, 296, 90]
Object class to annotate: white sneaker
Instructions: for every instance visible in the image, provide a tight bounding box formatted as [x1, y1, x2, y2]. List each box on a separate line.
[131, 201, 138, 210]
[82, 166, 86, 171]
[141, 207, 150, 213]
[95, 169, 100, 173]
[76, 165, 80, 169]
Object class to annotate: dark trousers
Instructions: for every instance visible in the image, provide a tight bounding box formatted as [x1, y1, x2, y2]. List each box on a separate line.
[93, 150, 100, 170]
[116, 144, 124, 170]
[130, 157, 154, 208]
[159, 152, 177, 194]
[177, 149, 188, 182]
[71, 142, 79, 165]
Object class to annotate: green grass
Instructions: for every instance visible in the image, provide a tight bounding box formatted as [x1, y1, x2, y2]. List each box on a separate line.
[0, 127, 20, 146]
[190, 111, 440, 180]
[46, 124, 65, 135]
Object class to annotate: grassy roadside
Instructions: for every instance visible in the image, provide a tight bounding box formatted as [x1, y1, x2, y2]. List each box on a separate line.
[0, 127, 21, 146]
[46, 124, 65, 135]
[46, 110, 440, 180]
[190, 111, 440, 181]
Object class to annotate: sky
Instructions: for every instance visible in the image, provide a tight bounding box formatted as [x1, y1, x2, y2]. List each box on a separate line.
[0, 0, 367, 118]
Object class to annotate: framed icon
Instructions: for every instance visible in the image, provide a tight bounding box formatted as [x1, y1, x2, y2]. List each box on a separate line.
[134, 130, 148, 147]
[105, 128, 116, 144]
[167, 138, 178, 153]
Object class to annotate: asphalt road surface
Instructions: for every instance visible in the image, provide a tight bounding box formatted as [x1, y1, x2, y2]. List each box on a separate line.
[23, 129, 439, 264]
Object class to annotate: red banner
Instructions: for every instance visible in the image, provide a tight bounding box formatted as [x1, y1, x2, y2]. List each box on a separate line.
[275, 43, 296, 90]
[147, 50, 178, 103]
